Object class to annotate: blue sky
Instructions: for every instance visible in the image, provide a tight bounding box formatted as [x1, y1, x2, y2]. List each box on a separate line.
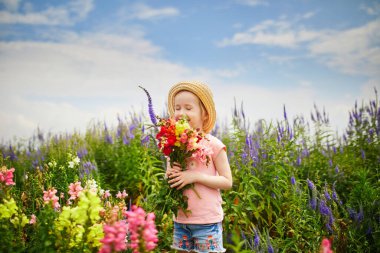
[0, 0, 379, 142]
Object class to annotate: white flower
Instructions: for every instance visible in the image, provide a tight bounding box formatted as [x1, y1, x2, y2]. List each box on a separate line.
[68, 161, 75, 169]
[85, 179, 98, 193]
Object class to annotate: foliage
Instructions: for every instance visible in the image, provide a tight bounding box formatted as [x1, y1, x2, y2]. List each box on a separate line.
[1, 90, 379, 252]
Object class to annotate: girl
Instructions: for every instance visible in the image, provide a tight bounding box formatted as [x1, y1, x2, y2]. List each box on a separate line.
[166, 81, 232, 253]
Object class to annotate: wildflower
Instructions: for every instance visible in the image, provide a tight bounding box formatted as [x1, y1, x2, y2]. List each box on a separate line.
[307, 178, 315, 190]
[253, 228, 260, 248]
[309, 197, 317, 210]
[0, 166, 16, 186]
[141, 135, 150, 145]
[320, 238, 333, 253]
[86, 179, 99, 193]
[43, 188, 60, 210]
[77, 147, 88, 159]
[29, 214, 37, 224]
[99, 220, 127, 253]
[116, 190, 128, 199]
[68, 181, 83, 201]
[68, 154, 81, 169]
[125, 205, 158, 252]
[139, 85, 158, 126]
[296, 156, 302, 166]
[319, 199, 330, 216]
[102, 190, 111, 199]
[291, 176, 296, 185]
[324, 185, 331, 201]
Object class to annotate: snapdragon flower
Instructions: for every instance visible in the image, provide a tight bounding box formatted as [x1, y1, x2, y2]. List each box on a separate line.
[125, 205, 158, 252]
[0, 166, 15, 186]
[99, 220, 128, 253]
[43, 188, 60, 210]
[68, 181, 83, 201]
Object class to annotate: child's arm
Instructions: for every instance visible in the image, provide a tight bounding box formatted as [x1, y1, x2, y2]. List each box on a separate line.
[168, 149, 232, 190]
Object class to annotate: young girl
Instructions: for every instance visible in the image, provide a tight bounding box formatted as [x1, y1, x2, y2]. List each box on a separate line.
[165, 81, 232, 253]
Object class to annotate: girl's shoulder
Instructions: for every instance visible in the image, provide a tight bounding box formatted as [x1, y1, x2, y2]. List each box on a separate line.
[205, 134, 226, 153]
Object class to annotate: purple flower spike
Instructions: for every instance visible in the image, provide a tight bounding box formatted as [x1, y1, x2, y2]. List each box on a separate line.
[307, 179, 315, 190]
[253, 228, 260, 248]
[139, 85, 157, 126]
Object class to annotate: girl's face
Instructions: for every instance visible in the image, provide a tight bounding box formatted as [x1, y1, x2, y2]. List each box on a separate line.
[173, 91, 208, 132]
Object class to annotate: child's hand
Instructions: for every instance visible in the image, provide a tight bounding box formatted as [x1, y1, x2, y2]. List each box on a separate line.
[165, 162, 182, 179]
[168, 170, 199, 190]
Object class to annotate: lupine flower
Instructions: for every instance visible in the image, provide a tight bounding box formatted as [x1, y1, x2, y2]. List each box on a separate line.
[296, 155, 303, 166]
[141, 135, 150, 145]
[139, 86, 158, 126]
[309, 197, 317, 210]
[99, 220, 128, 253]
[123, 135, 129, 145]
[43, 188, 60, 210]
[324, 185, 331, 201]
[0, 166, 15, 186]
[356, 207, 364, 223]
[68, 181, 83, 201]
[307, 179, 315, 190]
[253, 228, 260, 248]
[8, 145, 18, 161]
[291, 176, 296, 185]
[319, 199, 330, 216]
[125, 205, 158, 252]
[77, 147, 88, 159]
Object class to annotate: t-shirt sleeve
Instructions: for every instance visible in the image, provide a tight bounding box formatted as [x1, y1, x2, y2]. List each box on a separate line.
[210, 136, 226, 160]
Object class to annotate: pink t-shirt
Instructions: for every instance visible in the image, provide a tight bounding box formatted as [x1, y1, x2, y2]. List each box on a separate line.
[174, 134, 226, 224]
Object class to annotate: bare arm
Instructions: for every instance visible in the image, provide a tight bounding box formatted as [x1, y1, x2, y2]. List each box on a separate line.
[168, 149, 232, 190]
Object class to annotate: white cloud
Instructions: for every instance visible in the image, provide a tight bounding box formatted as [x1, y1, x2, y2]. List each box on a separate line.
[309, 19, 380, 77]
[219, 15, 380, 78]
[218, 17, 320, 48]
[125, 3, 180, 20]
[0, 0, 94, 25]
[0, 30, 196, 141]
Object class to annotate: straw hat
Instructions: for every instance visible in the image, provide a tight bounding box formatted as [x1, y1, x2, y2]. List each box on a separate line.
[168, 81, 216, 134]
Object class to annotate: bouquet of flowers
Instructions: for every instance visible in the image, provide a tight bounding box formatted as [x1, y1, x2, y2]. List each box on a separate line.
[155, 116, 212, 216]
[139, 85, 212, 217]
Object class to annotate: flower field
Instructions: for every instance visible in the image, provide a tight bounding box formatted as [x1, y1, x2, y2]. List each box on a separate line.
[1, 90, 379, 252]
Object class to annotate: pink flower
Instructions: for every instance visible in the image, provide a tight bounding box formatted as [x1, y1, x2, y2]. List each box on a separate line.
[68, 181, 83, 201]
[99, 220, 127, 253]
[320, 238, 333, 253]
[116, 190, 128, 199]
[192, 141, 213, 165]
[29, 214, 37, 224]
[0, 167, 15, 186]
[180, 132, 188, 143]
[103, 190, 111, 199]
[125, 205, 158, 252]
[43, 188, 60, 210]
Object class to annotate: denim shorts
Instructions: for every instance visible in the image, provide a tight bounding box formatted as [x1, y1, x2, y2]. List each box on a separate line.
[171, 221, 226, 253]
